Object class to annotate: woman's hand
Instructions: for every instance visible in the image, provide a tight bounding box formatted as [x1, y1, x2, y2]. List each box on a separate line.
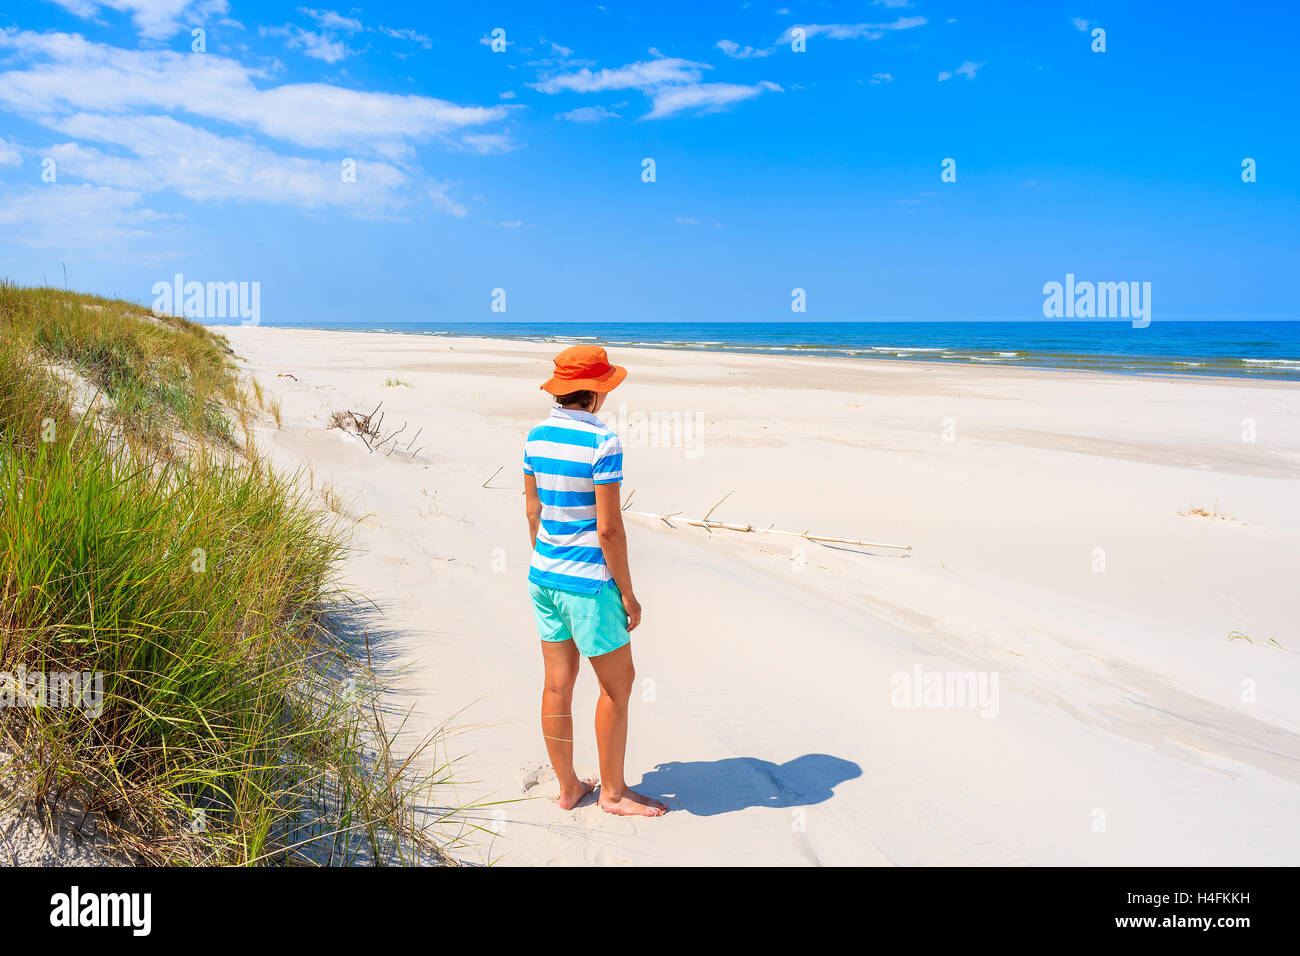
[622, 590, 642, 632]
[594, 482, 640, 632]
[524, 474, 541, 548]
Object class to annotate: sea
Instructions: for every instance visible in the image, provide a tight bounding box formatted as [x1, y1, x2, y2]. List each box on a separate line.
[278, 321, 1300, 382]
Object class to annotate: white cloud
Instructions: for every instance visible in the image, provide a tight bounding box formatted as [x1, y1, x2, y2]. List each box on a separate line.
[0, 30, 509, 160]
[269, 10, 433, 60]
[646, 80, 780, 119]
[724, 17, 923, 60]
[674, 216, 701, 224]
[873, 0, 911, 6]
[377, 26, 432, 47]
[290, 9, 430, 48]
[716, 39, 772, 59]
[938, 61, 984, 81]
[44, 113, 413, 213]
[428, 183, 467, 217]
[530, 56, 707, 94]
[0, 139, 21, 166]
[264, 25, 353, 62]
[531, 52, 778, 120]
[555, 105, 619, 122]
[46, 0, 226, 40]
[779, 17, 927, 43]
[869, 72, 893, 83]
[0, 30, 510, 225]
[0, 183, 178, 253]
[298, 7, 363, 33]
[460, 132, 521, 154]
[1072, 17, 1092, 31]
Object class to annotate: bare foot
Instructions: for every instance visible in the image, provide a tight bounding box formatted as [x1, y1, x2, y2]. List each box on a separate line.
[557, 778, 597, 810]
[598, 787, 669, 817]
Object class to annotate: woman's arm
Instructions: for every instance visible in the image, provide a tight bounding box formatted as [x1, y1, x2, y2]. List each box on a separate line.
[524, 474, 542, 548]
[594, 483, 641, 632]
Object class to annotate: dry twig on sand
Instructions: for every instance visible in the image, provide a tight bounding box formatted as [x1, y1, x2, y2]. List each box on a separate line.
[328, 403, 382, 445]
[328, 402, 423, 457]
[624, 489, 911, 551]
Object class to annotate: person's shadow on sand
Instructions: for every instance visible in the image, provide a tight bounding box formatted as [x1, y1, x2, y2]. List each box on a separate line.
[635, 754, 861, 816]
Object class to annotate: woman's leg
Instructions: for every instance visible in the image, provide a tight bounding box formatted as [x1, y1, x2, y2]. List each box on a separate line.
[540, 639, 595, 809]
[588, 643, 668, 816]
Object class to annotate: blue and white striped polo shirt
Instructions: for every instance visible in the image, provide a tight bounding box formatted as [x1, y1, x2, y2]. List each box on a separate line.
[523, 406, 624, 594]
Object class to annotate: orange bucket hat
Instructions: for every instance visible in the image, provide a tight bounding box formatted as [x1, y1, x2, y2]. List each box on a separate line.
[540, 344, 627, 395]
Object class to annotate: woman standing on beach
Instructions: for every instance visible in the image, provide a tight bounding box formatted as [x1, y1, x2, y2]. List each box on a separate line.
[522, 345, 668, 817]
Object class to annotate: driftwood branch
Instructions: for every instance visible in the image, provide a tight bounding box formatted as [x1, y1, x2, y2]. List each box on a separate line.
[482, 465, 503, 488]
[377, 421, 407, 456]
[702, 490, 733, 522]
[624, 490, 911, 551]
[328, 401, 422, 458]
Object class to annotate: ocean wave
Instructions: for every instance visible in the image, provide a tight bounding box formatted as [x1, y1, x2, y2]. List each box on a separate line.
[410, 326, 1300, 380]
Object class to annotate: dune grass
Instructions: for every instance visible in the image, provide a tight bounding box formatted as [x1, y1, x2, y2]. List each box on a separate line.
[1, 284, 240, 448]
[0, 283, 456, 865]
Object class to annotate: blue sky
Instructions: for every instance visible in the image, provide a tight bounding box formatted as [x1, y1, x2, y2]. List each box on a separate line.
[0, 0, 1296, 324]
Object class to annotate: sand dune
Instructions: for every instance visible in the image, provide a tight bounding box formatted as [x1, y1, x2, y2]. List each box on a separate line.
[217, 326, 1300, 866]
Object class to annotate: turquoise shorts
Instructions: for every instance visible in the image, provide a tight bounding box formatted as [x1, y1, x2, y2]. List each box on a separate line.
[529, 580, 630, 658]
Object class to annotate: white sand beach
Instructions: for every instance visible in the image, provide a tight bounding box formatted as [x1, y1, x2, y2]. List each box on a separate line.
[216, 325, 1300, 866]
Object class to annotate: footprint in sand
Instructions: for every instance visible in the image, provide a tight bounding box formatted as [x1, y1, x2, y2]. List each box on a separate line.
[516, 765, 548, 794]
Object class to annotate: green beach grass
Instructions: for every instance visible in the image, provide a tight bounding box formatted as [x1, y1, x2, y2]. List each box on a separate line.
[0, 284, 458, 865]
